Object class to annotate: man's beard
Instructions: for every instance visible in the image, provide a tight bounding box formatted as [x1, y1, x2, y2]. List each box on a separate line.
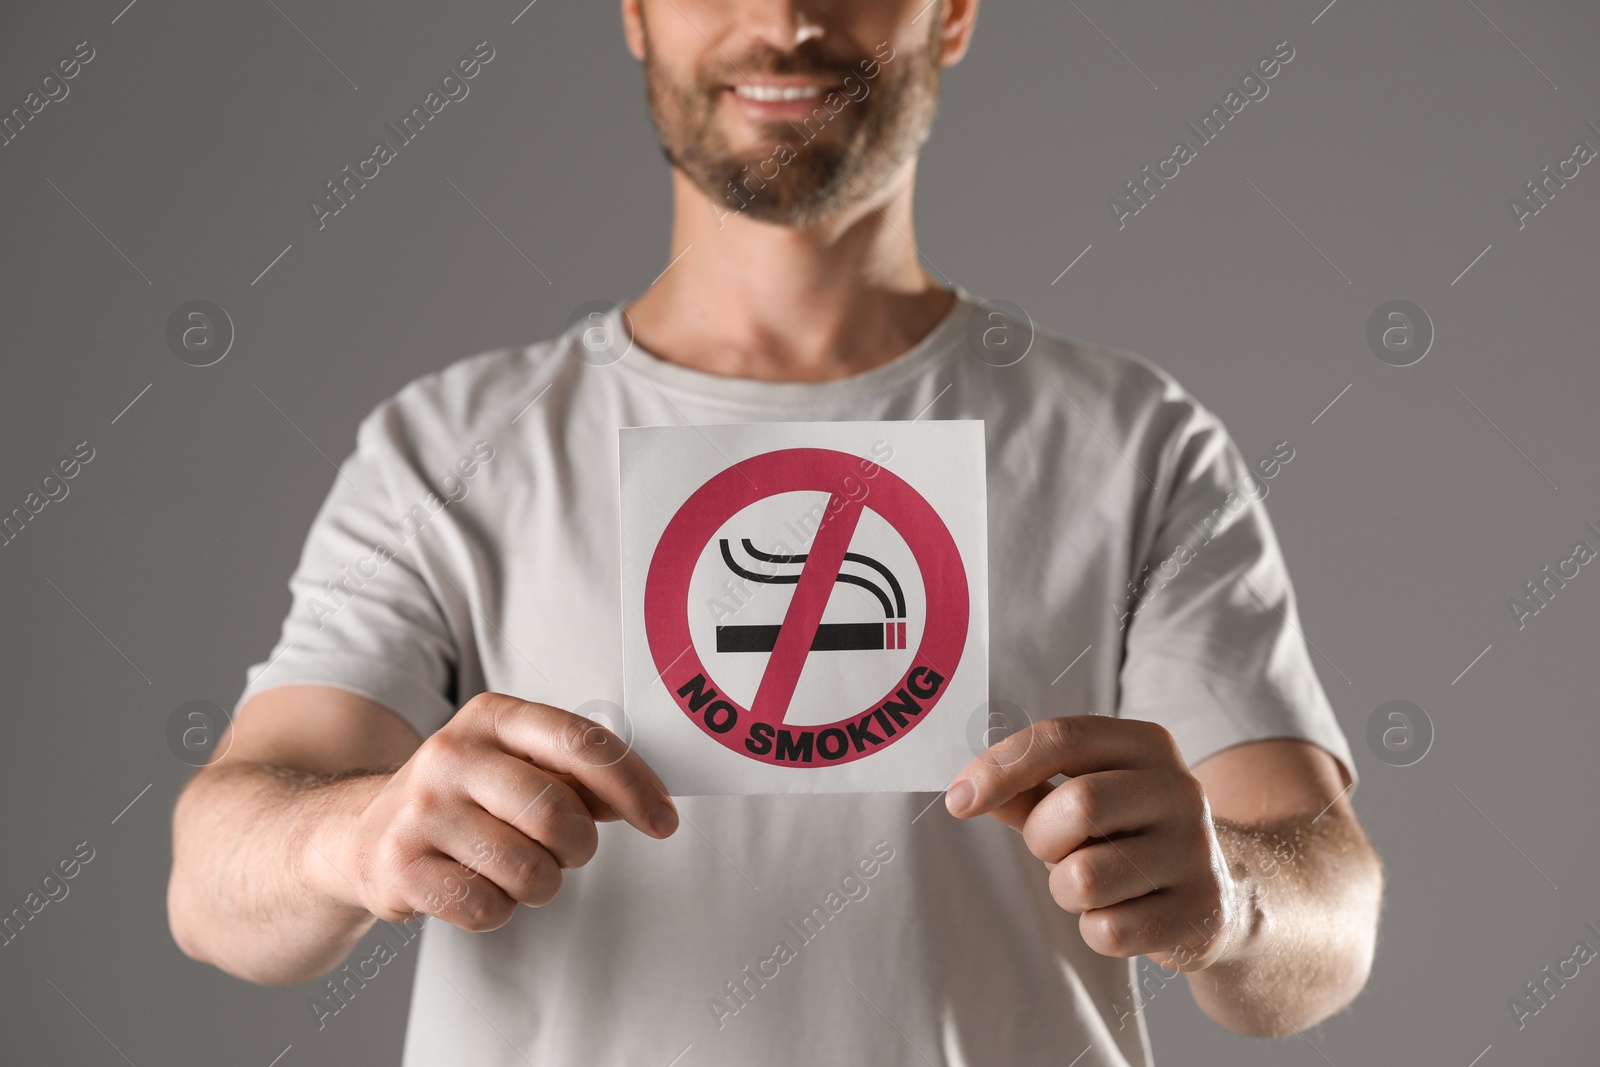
[641, 21, 943, 226]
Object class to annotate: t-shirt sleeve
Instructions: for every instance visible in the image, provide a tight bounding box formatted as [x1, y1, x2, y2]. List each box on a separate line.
[1116, 408, 1356, 788]
[232, 407, 460, 738]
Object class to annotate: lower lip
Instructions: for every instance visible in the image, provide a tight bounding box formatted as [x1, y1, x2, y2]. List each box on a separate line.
[724, 87, 839, 121]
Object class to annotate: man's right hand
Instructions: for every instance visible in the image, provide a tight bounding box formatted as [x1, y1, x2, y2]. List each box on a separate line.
[308, 692, 679, 933]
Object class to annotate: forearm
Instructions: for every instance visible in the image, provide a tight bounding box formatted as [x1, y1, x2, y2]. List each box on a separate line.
[1185, 812, 1383, 1036]
[168, 761, 390, 985]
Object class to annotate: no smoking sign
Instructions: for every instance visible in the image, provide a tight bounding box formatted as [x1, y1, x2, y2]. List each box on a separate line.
[621, 421, 989, 794]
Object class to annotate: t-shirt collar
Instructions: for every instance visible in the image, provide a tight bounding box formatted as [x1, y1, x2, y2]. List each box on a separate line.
[600, 285, 979, 409]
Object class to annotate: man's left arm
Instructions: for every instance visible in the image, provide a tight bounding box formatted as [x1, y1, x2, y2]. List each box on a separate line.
[944, 722, 1382, 1036]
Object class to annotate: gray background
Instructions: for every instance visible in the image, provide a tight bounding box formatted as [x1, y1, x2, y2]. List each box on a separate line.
[2, 0, 1597, 1064]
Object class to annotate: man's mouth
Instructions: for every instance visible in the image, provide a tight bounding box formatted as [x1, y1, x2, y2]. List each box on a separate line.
[724, 77, 846, 119]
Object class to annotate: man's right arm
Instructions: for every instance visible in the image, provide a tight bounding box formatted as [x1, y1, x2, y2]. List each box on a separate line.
[167, 685, 679, 986]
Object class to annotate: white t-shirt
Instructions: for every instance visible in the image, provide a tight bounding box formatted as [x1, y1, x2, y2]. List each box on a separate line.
[238, 287, 1354, 1066]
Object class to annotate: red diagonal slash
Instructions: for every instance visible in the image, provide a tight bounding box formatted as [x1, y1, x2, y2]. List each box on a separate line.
[750, 491, 865, 720]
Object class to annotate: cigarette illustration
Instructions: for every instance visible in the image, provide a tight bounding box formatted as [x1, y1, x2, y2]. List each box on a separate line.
[714, 538, 908, 653]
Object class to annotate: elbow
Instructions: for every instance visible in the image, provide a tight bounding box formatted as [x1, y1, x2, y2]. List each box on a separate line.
[166, 789, 216, 969]
[1310, 843, 1385, 1027]
[1212, 948, 1373, 1038]
[1236, 944, 1375, 1037]
[166, 851, 242, 977]
[166, 874, 206, 966]
[1237, 852, 1385, 1037]
[166, 870, 328, 986]
[167, 878, 326, 986]
[165, 864, 231, 974]
[1241, 956, 1374, 1037]
[166, 779, 316, 986]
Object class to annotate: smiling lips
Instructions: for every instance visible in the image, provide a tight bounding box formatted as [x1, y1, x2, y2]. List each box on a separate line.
[725, 78, 844, 119]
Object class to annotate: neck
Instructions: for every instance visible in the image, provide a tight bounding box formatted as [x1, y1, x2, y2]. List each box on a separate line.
[624, 160, 955, 383]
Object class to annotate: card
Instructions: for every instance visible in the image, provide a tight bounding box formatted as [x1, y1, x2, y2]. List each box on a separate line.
[619, 420, 989, 795]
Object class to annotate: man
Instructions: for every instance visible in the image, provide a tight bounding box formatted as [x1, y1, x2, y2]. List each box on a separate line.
[168, 1, 1383, 1064]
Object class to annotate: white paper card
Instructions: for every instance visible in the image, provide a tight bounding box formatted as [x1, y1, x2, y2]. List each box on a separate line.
[619, 420, 989, 795]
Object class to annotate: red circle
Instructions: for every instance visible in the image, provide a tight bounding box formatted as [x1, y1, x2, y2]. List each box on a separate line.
[644, 448, 969, 767]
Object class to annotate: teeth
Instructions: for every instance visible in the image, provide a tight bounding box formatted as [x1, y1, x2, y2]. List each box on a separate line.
[734, 84, 824, 102]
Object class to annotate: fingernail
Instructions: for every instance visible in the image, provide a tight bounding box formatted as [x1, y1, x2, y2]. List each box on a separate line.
[945, 779, 976, 817]
[649, 800, 679, 837]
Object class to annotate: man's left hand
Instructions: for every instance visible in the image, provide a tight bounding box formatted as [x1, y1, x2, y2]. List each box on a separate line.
[945, 715, 1250, 972]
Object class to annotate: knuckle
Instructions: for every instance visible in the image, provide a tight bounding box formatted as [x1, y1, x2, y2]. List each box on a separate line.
[412, 733, 463, 777]
[463, 691, 510, 724]
[1086, 912, 1135, 957]
[488, 846, 562, 908]
[1040, 716, 1078, 754]
[972, 747, 1007, 780]
[372, 828, 416, 876]
[989, 725, 1034, 768]
[501, 851, 546, 899]
[515, 782, 560, 827]
[432, 883, 464, 915]
[1064, 780, 1105, 831]
[460, 894, 511, 932]
[1102, 921, 1136, 958]
[369, 852, 403, 897]
[398, 789, 442, 829]
[1160, 772, 1205, 825]
[447, 881, 513, 930]
[1064, 853, 1103, 903]
[981, 716, 1052, 774]
[371, 900, 418, 924]
[557, 715, 602, 760]
[1142, 720, 1182, 760]
[464, 839, 498, 878]
[558, 811, 601, 866]
[436, 869, 468, 899]
[1020, 818, 1054, 862]
[467, 692, 531, 749]
[590, 729, 632, 768]
[613, 757, 659, 803]
[573, 718, 629, 768]
[457, 693, 499, 734]
[518, 789, 599, 865]
[526, 863, 563, 907]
